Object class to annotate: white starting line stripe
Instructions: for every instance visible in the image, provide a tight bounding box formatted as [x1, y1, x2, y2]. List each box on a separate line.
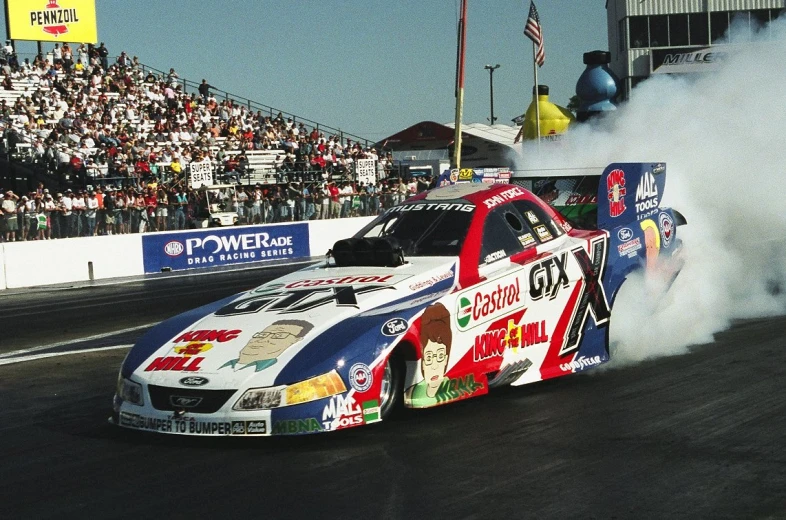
[0, 344, 133, 366]
[0, 323, 156, 360]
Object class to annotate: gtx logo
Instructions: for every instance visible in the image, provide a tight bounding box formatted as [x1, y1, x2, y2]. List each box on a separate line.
[215, 286, 389, 317]
[529, 252, 570, 301]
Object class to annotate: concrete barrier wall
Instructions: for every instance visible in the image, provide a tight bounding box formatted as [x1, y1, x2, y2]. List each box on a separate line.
[0, 216, 377, 290]
[0, 244, 6, 290]
[2, 234, 145, 289]
[308, 217, 375, 258]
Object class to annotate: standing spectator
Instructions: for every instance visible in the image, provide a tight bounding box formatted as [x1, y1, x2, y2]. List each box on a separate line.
[97, 42, 109, 71]
[2, 191, 19, 241]
[51, 193, 65, 239]
[71, 190, 85, 237]
[198, 79, 215, 101]
[52, 43, 63, 66]
[61, 189, 73, 237]
[144, 187, 157, 231]
[85, 190, 99, 236]
[173, 187, 187, 230]
[103, 188, 116, 235]
[155, 187, 168, 231]
[113, 189, 126, 234]
[328, 181, 340, 219]
[43, 193, 56, 239]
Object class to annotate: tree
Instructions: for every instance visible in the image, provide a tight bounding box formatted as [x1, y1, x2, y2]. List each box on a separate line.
[567, 95, 581, 116]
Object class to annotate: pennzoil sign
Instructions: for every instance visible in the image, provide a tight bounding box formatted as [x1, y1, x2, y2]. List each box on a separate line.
[7, 0, 98, 43]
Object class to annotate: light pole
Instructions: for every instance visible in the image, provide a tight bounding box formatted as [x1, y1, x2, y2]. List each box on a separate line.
[484, 64, 500, 124]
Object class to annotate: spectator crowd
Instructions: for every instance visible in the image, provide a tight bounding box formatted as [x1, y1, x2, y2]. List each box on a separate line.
[0, 41, 435, 242]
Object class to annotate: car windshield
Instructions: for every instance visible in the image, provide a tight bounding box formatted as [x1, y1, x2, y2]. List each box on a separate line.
[356, 200, 475, 256]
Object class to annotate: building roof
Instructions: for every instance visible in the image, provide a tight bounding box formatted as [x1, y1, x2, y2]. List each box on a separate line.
[375, 121, 520, 151]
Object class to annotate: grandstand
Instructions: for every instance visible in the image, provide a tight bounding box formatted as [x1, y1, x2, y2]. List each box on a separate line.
[0, 46, 413, 240]
[0, 49, 379, 194]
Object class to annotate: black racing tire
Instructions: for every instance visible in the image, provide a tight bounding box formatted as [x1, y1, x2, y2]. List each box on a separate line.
[379, 351, 405, 420]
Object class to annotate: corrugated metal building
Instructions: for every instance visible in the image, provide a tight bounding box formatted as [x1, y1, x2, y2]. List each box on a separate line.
[607, 0, 785, 98]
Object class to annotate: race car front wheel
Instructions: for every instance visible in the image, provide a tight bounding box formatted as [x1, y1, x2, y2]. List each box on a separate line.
[379, 352, 404, 419]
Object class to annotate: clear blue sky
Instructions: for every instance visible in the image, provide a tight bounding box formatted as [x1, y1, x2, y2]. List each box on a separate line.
[2, 0, 607, 140]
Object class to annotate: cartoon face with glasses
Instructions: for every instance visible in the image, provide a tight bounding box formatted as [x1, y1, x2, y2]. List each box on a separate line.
[221, 320, 314, 372]
[419, 303, 452, 398]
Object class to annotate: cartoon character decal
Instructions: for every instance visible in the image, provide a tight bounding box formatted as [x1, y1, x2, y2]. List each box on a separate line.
[221, 320, 314, 372]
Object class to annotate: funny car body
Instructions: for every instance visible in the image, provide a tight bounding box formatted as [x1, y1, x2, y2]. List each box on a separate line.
[112, 162, 685, 437]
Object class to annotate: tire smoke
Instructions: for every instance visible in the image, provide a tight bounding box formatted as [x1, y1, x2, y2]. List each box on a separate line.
[514, 17, 786, 365]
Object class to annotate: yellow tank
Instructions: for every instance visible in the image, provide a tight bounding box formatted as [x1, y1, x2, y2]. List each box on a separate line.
[518, 85, 574, 141]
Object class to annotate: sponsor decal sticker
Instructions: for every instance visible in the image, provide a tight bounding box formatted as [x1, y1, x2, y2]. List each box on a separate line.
[408, 270, 454, 291]
[617, 227, 633, 242]
[387, 203, 474, 213]
[458, 168, 474, 181]
[534, 225, 553, 241]
[635, 170, 659, 219]
[559, 355, 602, 372]
[284, 274, 402, 289]
[348, 363, 373, 392]
[120, 412, 250, 435]
[484, 249, 506, 264]
[525, 211, 539, 224]
[456, 277, 522, 331]
[164, 241, 184, 257]
[652, 163, 665, 175]
[381, 318, 408, 337]
[483, 186, 526, 209]
[529, 253, 570, 301]
[272, 418, 323, 434]
[245, 420, 268, 435]
[659, 212, 674, 247]
[434, 374, 484, 404]
[518, 233, 536, 247]
[606, 168, 627, 218]
[144, 356, 204, 372]
[617, 237, 642, 258]
[321, 394, 363, 431]
[362, 400, 380, 422]
[474, 319, 549, 361]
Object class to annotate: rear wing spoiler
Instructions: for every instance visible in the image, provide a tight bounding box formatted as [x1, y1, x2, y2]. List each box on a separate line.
[522, 162, 677, 230]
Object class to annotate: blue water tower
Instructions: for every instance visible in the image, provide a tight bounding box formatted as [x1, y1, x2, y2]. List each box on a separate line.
[576, 50, 619, 122]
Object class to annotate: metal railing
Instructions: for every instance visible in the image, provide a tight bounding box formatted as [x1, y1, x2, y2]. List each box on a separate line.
[135, 61, 375, 148]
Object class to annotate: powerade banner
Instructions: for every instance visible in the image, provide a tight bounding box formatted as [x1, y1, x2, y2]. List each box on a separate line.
[436, 167, 511, 186]
[142, 223, 310, 273]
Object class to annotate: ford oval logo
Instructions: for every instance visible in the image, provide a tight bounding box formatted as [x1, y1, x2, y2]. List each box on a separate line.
[179, 376, 209, 387]
[382, 318, 408, 337]
[618, 227, 633, 242]
[164, 241, 184, 257]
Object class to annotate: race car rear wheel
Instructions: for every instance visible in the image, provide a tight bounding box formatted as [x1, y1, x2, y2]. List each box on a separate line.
[379, 352, 404, 419]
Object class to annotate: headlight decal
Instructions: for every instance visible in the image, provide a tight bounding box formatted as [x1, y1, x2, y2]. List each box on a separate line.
[233, 370, 346, 411]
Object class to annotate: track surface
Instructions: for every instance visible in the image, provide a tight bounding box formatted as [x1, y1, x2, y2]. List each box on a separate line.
[1, 268, 785, 519]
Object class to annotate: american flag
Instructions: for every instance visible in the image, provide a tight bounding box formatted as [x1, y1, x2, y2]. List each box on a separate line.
[524, 1, 545, 67]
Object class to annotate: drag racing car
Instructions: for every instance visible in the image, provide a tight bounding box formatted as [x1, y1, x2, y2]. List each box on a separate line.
[112, 162, 684, 436]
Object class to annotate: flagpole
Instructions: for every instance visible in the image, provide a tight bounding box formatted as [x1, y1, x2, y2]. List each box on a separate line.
[532, 42, 541, 150]
[453, 0, 468, 170]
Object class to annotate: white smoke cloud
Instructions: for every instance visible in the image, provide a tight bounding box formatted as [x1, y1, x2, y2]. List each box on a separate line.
[515, 16, 786, 365]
